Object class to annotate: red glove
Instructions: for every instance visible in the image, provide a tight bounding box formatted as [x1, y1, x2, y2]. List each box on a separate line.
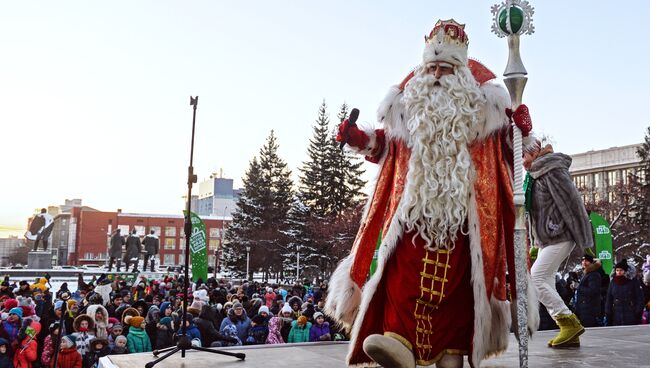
[336, 119, 369, 149]
[506, 104, 532, 137]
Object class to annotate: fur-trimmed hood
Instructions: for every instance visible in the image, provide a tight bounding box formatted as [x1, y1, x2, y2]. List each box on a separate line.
[86, 304, 109, 325]
[73, 314, 95, 332]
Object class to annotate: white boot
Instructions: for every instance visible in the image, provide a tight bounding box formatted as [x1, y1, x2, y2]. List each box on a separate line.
[362, 334, 415, 368]
[436, 353, 463, 368]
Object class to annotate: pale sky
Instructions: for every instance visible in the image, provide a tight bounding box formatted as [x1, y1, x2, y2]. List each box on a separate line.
[2, 1, 649, 235]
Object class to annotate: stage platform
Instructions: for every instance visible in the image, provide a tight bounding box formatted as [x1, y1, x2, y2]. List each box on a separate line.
[99, 325, 650, 368]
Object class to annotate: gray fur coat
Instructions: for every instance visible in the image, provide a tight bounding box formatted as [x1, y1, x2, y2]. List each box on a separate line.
[528, 152, 593, 249]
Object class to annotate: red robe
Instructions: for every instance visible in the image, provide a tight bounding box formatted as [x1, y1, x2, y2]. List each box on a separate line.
[325, 61, 539, 367]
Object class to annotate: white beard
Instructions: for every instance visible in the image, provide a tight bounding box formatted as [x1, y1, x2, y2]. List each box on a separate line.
[397, 66, 485, 249]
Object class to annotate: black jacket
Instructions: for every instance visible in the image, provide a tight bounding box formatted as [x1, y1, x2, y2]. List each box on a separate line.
[124, 234, 141, 260]
[194, 305, 233, 347]
[575, 261, 603, 327]
[606, 273, 644, 326]
[142, 234, 159, 255]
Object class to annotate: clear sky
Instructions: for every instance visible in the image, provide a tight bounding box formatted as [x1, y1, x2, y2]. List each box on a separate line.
[1, 1, 649, 235]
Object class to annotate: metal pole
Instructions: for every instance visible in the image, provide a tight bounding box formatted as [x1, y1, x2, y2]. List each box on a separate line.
[296, 244, 300, 280]
[491, 2, 535, 367]
[181, 96, 199, 358]
[246, 246, 250, 280]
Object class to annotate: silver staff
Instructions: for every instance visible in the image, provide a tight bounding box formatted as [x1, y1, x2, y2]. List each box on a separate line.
[491, 1, 535, 367]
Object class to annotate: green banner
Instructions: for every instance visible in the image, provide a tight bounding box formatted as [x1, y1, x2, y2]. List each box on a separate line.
[184, 211, 208, 282]
[590, 212, 613, 274]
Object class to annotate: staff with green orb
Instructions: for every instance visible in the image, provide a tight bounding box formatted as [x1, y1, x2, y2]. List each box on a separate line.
[491, 1, 535, 367]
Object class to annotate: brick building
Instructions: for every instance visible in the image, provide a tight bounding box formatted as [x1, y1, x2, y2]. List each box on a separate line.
[70, 208, 229, 267]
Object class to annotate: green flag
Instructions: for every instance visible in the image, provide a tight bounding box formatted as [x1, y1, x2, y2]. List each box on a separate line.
[589, 212, 613, 274]
[369, 230, 382, 278]
[184, 211, 208, 282]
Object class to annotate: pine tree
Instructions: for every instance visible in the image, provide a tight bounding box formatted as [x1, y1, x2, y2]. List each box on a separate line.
[324, 103, 367, 216]
[257, 130, 294, 278]
[222, 157, 264, 277]
[223, 131, 294, 279]
[299, 101, 332, 218]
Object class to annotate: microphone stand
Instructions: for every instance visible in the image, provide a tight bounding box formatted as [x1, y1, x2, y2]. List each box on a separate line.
[145, 96, 245, 368]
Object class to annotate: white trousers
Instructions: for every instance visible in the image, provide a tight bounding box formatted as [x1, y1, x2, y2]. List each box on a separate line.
[530, 240, 574, 317]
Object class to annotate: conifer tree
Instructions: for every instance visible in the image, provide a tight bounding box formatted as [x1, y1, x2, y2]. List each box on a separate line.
[222, 157, 264, 277]
[299, 101, 332, 218]
[223, 131, 294, 279]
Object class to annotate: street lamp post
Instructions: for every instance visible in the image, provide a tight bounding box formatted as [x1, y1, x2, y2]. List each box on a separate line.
[245, 245, 251, 281]
[215, 206, 227, 277]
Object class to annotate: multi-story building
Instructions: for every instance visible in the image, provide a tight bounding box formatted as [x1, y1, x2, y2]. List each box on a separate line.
[569, 143, 645, 203]
[197, 173, 241, 218]
[0, 236, 24, 266]
[70, 208, 230, 267]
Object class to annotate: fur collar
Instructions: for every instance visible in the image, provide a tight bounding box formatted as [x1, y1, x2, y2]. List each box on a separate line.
[528, 152, 572, 179]
[584, 260, 602, 274]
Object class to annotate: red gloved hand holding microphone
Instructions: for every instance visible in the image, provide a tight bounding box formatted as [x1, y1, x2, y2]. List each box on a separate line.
[336, 108, 368, 149]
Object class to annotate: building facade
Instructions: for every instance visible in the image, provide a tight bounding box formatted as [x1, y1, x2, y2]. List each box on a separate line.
[0, 236, 25, 266]
[569, 143, 645, 203]
[70, 209, 230, 267]
[197, 174, 241, 218]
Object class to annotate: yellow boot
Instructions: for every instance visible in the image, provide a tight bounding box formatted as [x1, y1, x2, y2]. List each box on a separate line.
[548, 335, 580, 348]
[551, 314, 584, 347]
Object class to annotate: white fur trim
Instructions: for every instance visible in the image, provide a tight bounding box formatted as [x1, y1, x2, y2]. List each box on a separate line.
[467, 183, 493, 367]
[472, 82, 511, 143]
[377, 85, 408, 143]
[346, 204, 404, 365]
[324, 254, 362, 330]
[423, 31, 468, 66]
[487, 296, 511, 358]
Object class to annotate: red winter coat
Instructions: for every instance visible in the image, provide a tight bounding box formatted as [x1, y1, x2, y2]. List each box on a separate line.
[51, 347, 82, 368]
[13, 338, 37, 368]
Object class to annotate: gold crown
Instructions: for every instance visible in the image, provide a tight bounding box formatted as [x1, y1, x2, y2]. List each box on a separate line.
[424, 19, 469, 46]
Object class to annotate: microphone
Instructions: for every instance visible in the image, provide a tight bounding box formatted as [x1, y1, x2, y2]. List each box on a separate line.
[340, 108, 360, 149]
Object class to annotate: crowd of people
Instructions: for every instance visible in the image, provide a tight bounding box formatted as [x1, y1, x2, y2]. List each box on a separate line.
[0, 272, 339, 368]
[537, 254, 650, 330]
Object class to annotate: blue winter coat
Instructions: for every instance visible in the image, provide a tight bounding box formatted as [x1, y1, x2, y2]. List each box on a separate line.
[219, 309, 251, 342]
[309, 322, 331, 342]
[177, 323, 201, 342]
[575, 263, 603, 327]
[605, 276, 644, 326]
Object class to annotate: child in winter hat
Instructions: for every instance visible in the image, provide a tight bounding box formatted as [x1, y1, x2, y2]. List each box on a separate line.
[0, 338, 11, 368]
[111, 335, 128, 354]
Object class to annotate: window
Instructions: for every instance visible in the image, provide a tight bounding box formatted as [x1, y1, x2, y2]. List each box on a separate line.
[134, 225, 146, 236]
[179, 254, 185, 264]
[638, 168, 647, 184]
[165, 238, 175, 250]
[573, 175, 587, 190]
[180, 238, 186, 250]
[607, 171, 618, 187]
[209, 228, 220, 238]
[165, 226, 176, 237]
[164, 254, 175, 265]
[208, 255, 215, 265]
[209, 239, 220, 251]
[118, 225, 130, 234]
[593, 173, 602, 189]
[150, 226, 161, 236]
